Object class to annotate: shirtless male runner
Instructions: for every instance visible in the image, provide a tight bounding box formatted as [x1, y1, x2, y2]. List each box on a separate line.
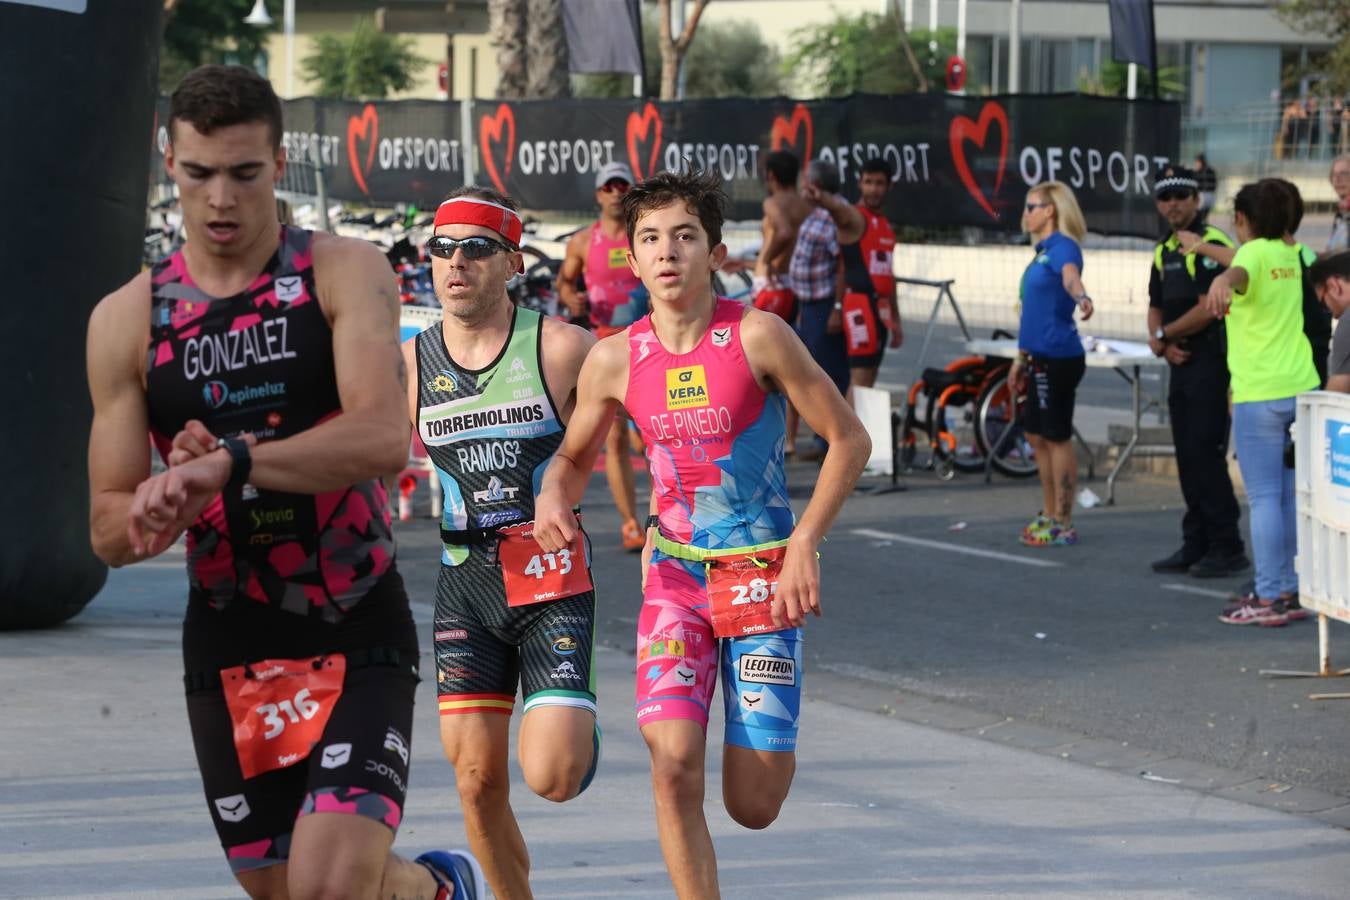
[403, 187, 600, 900]
[533, 170, 871, 899]
[557, 161, 649, 551]
[86, 65, 481, 899]
[753, 151, 813, 454]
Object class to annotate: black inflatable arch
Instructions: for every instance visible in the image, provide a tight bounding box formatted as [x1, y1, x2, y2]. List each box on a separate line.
[0, 1, 161, 628]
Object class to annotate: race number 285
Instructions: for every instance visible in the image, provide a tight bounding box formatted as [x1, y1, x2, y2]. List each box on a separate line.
[730, 577, 776, 606]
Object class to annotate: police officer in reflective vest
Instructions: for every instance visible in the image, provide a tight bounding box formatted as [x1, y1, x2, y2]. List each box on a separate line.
[1147, 165, 1251, 578]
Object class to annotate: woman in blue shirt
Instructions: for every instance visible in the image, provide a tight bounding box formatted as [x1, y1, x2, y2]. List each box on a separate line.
[1009, 181, 1095, 546]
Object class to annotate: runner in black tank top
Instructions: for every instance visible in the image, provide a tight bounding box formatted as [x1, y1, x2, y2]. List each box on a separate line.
[401, 188, 598, 899]
[85, 65, 483, 898]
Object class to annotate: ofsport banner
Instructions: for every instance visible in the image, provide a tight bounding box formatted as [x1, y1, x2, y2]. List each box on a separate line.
[151, 92, 1178, 237]
[152, 96, 467, 208]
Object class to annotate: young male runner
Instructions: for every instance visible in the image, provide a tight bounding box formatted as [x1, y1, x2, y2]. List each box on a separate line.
[842, 156, 903, 389]
[533, 170, 871, 899]
[86, 65, 481, 899]
[404, 187, 600, 900]
[557, 161, 648, 551]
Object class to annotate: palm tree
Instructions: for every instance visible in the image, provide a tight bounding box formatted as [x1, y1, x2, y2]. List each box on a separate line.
[526, 0, 570, 98]
[489, 0, 527, 98]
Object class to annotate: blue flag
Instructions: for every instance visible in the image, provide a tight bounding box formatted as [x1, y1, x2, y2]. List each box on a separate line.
[1108, 0, 1156, 68]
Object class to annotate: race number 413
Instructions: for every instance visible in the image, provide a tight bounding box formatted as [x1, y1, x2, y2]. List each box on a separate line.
[729, 577, 777, 605]
[256, 688, 321, 739]
[522, 549, 573, 579]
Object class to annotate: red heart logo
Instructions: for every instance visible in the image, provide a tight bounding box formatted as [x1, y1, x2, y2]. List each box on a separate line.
[347, 104, 379, 197]
[626, 102, 663, 180]
[770, 103, 814, 162]
[479, 103, 516, 195]
[948, 101, 1009, 220]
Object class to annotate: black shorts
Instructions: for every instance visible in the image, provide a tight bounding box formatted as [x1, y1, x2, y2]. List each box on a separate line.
[186, 654, 419, 874]
[1021, 354, 1085, 442]
[434, 541, 597, 720]
[182, 567, 419, 874]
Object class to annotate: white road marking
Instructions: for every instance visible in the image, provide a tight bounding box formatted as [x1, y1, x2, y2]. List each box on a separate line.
[849, 529, 1063, 568]
[1161, 583, 1231, 599]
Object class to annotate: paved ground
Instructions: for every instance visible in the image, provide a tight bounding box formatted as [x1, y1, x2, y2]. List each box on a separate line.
[3, 546, 1349, 899]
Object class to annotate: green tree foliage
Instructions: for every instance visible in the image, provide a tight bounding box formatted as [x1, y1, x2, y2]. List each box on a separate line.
[1278, 1, 1350, 93]
[784, 12, 958, 97]
[160, 0, 274, 91]
[574, 14, 782, 98]
[300, 18, 431, 99]
[1079, 62, 1185, 100]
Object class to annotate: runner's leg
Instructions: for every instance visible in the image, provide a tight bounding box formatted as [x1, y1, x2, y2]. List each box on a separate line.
[287, 815, 437, 899]
[441, 714, 531, 899]
[235, 865, 288, 900]
[519, 707, 598, 801]
[641, 719, 720, 900]
[722, 746, 797, 829]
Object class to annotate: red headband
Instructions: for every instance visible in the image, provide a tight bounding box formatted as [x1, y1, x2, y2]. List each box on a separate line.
[433, 197, 523, 246]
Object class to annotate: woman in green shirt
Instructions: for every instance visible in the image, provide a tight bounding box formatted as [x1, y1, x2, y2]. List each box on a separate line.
[1204, 181, 1320, 626]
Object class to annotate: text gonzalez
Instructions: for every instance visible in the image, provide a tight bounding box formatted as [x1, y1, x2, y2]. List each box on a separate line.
[182, 319, 296, 381]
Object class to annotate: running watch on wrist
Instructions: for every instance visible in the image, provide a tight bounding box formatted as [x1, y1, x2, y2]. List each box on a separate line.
[216, 437, 252, 493]
[645, 515, 660, 530]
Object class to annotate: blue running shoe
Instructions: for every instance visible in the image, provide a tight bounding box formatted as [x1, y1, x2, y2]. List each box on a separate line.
[415, 849, 486, 900]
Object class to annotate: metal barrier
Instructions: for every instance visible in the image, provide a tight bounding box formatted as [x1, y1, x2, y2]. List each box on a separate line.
[1262, 391, 1350, 692]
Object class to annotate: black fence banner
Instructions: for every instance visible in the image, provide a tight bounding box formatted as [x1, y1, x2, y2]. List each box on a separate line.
[152, 96, 466, 208]
[151, 92, 1177, 237]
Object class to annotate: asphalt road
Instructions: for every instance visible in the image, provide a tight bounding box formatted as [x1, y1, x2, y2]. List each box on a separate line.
[393, 459, 1350, 804]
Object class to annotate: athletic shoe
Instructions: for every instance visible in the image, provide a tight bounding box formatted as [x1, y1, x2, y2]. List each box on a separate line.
[1274, 595, 1310, 621]
[1218, 599, 1288, 627]
[1151, 547, 1205, 573]
[1021, 522, 1077, 546]
[1187, 552, 1252, 578]
[1020, 513, 1051, 541]
[621, 518, 645, 552]
[416, 849, 485, 900]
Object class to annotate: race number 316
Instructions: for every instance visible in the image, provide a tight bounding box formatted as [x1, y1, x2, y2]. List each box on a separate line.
[256, 688, 321, 739]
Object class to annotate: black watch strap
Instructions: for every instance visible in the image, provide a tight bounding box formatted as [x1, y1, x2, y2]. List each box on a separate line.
[217, 437, 252, 493]
[645, 515, 660, 530]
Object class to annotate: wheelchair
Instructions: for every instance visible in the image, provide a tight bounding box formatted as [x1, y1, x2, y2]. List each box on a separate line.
[897, 329, 1038, 480]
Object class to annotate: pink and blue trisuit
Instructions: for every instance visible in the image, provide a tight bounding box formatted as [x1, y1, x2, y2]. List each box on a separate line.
[626, 298, 802, 751]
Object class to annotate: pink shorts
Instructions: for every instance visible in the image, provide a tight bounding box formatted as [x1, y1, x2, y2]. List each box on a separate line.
[636, 557, 802, 752]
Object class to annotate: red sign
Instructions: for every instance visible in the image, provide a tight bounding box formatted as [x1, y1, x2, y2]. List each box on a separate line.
[946, 56, 967, 92]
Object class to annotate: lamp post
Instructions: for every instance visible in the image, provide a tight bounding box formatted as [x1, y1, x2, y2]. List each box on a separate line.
[244, 0, 295, 98]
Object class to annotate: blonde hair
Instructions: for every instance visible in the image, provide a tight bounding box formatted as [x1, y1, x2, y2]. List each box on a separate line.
[1030, 181, 1087, 245]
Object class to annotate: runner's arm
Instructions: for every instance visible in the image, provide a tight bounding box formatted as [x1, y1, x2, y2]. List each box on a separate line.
[87, 279, 157, 566]
[230, 236, 410, 492]
[556, 230, 589, 318]
[533, 337, 626, 551]
[821, 192, 866, 245]
[742, 309, 871, 626]
[755, 199, 792, 281]
[400, 337, 419, 426]
[539, 316, 598, 426]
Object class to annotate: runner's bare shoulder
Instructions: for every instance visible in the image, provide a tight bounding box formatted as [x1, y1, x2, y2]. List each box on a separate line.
[310, 232, 398, 317]
[88, 269, 154, 379]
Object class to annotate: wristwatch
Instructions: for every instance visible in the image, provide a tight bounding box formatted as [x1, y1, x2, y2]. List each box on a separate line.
[1153, 326, 1167, 342]
[216, 437, 252, 494]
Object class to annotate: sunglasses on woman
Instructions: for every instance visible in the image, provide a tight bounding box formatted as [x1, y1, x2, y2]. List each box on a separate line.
[425, 235, 516, 260]
[1025, 201, 1053, 212]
